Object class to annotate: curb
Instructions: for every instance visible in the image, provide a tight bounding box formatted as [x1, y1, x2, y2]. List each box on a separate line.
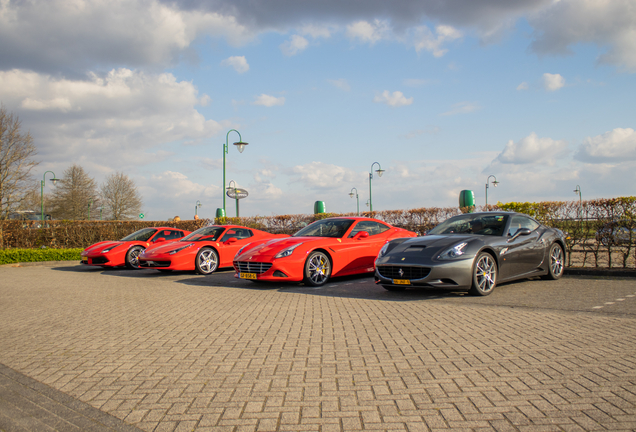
[0, 260, 80, 268]
[564, 267, 636, 277]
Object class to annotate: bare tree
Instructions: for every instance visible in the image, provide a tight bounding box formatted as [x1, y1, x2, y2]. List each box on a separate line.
[49, 164, 99, 220]
[0, 106, 39, 220]
[100, 172, 143, 220]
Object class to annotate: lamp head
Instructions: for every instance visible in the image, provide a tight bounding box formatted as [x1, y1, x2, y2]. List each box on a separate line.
[376, 169, 385, 178]
[349, 192, 354, 198]
[492, 179, 499, 187]
[50, 178, 60, 186]
[233, 141, 248, 153]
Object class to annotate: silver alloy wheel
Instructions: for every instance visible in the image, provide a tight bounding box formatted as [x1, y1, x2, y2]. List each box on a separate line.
[305, 251, 331, 286]
[546, 244, 565, 279]
[126, 246, 144, 269]
[472, 253, 496, 295]
[196, 248, 219, 275]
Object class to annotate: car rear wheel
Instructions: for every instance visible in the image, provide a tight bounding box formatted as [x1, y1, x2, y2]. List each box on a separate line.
[125, 246, 144, 269]
[469, 252, 497, 296]
[304, 251, 331, 287]
[195, 248, 219, 275]
[542, 243, 564, 280]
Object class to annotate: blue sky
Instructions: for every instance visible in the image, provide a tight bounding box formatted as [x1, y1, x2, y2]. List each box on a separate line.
[1, 0, 635, 220]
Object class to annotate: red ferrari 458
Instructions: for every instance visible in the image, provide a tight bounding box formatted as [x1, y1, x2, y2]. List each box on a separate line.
[233, 217, 418, 286]
[138, 225, 288, 275]
[80, 227, 191, 269]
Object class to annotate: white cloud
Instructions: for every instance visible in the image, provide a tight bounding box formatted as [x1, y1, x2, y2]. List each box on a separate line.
[373, 90, 413, 107]
[221, 56, 249, 73]
[543, 73, 565, 91]
[291, 162, 361, 189]
[517, 81, 529, 90]
[412, 25, 462, 57]
[575, 128, 636, 162]
[441, 101, 481, 116]
[299, 24, 335, 39]
[280, 35, 309, 56]
[328, 79, 351, 91]
[346, 19, 391, 45]
[495, 132, 569, 165]
[529, 0, 636, 72]
[252, 94, 285, 107]
[0, 68, 227, 167]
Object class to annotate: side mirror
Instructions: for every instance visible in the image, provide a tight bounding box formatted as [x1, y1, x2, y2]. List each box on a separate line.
[224, 237, 238, 245]
[353, 231, 369, 240]
[508, 228, 531, 241]
[154, 237, 166, 243]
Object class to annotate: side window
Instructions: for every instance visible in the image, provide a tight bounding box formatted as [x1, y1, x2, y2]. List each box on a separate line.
[220, 229, 252, 242]
[158, 230, 182, 241]
[508, 216, 539, 236]
[349, 221, 390, 237]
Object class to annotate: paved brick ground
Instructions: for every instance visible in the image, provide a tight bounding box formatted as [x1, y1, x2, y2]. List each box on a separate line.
[1, 265, 636, 431]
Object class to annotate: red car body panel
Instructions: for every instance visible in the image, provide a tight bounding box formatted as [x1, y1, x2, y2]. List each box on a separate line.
[233, 217, 417, 283]
[138, 225, 288, 272]
[80, 227, 191, 268]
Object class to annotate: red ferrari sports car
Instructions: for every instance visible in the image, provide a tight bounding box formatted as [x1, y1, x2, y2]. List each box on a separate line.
[80, 227, 191, 269]
[138, 225, 288, 275]
[233, 217, 418, 286]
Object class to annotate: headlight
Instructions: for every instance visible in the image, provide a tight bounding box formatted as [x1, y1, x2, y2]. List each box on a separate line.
[168, 243, 194, 255]
[377, 242, 390, 258]
[437, 242, 468, 260]
[101, 244, 122, 253]
[275, 243, 303, 259]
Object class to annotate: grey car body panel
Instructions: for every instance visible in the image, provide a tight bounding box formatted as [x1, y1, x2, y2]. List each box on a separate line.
[374, 212, 566, 291]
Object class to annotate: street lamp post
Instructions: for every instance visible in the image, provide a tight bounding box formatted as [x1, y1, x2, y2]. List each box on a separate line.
[574, 185, 582, 220]
[227, 180, 239, 217]
[88, 199, 93, 220]
[485, 175, 499, 209]
[99, 206, 104, 221]
[349, 187, 359, 216]
[40, 171, 60, 221]
[195, 200, 202, 218]
[223, 129, 248, 216]
[368, 162, 385, 212]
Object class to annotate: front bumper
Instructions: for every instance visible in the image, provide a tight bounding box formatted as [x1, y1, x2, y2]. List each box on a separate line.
[374, 259, 474, 289]
[233, 258, 304, 282]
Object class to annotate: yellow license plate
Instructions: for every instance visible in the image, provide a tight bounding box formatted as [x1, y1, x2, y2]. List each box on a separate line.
[81, 258, 88, 264]
[240, 272, 257, 280]
[393, 279, 411, 285]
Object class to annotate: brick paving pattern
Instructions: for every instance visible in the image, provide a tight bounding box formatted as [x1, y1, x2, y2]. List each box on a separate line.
[1, 265, 635, 431]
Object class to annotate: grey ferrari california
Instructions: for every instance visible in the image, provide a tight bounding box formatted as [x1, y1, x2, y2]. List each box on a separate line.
[374, 212, 567, 296]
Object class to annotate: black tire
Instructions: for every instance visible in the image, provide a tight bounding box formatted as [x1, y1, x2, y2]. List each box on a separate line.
[382, 285, 406, 292]
[195, 248, 219, 275]
[468, 252, 497, 296]
[125, 246, 144, 269]
[303, 251, 331, 287]
[542, 243, 565, 280]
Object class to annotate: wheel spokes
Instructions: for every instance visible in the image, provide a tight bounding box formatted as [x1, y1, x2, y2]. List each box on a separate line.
[308, 255, 329, 283]
[199, 251, 217, 273]
[476, 256, 495, 292]
[551, 247, 563, 275]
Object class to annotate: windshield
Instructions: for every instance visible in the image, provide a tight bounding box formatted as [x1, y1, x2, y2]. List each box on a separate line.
[181, 226, 225, 242]
[121, 228, 157, 242]
[293, 219, 355, 238]
[428, 214, 509, 236]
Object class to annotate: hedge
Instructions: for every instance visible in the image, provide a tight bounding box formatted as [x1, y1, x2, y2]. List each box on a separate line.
[0, 248, 83, 265]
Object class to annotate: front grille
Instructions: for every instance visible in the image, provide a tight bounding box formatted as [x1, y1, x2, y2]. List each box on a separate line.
[234, 261, 273, 274]
[377, 265, 430, 280]
[92, 257, 109, 265]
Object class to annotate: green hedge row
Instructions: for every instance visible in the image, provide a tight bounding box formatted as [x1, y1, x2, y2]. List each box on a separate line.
[0, 248, 83, 265]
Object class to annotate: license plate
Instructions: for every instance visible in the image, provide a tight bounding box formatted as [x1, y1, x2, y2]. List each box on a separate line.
[81, 258, 88, 264]
[240, 272, 257, 280]
[393, 279, 411, 285]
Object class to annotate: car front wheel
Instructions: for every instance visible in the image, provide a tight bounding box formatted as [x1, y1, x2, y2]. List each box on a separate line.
[125, 246, 144, 269]
[304, 251, 331, 287]
[469, 252, 497, 296]
[542, 243, 565, 280]
[195, 248, 219, 275]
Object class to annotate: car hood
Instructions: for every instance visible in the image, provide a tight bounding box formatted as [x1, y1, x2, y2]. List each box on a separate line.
[378, 235, 482, 262]
[82, 241, 122, 254]
[237, 236, 331, 260]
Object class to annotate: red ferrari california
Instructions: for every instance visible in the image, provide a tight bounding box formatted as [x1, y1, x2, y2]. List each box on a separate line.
[80, 227, 191, 269]
[138, 225, 288, 275]
[233, 217, 418, 286]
